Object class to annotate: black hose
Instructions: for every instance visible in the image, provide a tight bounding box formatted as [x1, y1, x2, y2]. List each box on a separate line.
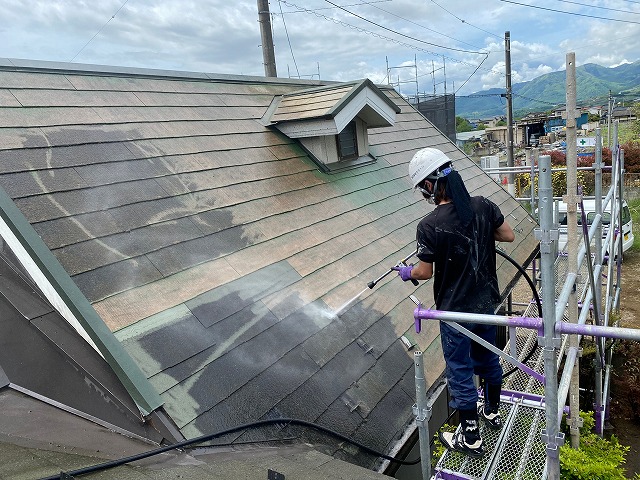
[428, 252, 543, 447]
[39, 418, 421, 479]
[496, 249, 542, 379]
[41, 252, 541, 480]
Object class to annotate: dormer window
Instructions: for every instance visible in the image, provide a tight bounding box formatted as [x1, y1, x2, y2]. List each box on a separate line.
[261, 79, 400, 173]
[337, 121, 358, 161]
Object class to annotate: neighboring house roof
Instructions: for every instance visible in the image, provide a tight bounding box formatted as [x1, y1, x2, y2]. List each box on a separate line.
[0, 58, 539, 472]
[456, 130, 486, 142]
[612, 106, 634, 118]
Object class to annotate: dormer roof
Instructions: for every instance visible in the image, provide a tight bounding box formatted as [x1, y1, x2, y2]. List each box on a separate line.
[262, 79, 400, 138]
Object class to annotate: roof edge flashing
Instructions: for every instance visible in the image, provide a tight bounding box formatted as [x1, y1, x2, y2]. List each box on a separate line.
[0, 184, 163, 415]
[0, 216, 101, 352]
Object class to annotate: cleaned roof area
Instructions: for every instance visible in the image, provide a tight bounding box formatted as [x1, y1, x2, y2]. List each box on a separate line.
[0, 59, 538, 469]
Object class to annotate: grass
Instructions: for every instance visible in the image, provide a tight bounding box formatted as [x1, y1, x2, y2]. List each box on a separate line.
[627, 197, 640, 252]
[600, 122, 637, 147]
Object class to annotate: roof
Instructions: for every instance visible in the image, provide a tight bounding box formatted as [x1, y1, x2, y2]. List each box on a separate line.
[264, 79, 401, 131]
[0, 58, 539, 473]
[0, 388, 388, 480]
[456, 130, 486, 141]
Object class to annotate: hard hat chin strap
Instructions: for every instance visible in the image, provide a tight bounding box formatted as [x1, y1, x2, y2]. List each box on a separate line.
[431, 165, 454, 199]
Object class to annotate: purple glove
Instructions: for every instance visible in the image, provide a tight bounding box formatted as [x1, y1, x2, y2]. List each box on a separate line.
[392, 264, 413, 282]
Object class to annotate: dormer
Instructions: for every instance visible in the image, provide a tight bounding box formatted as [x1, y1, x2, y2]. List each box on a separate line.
[261, 79, 400, 172]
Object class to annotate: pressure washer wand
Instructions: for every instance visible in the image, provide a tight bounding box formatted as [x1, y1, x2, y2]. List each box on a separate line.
[367, 249, 419, 289]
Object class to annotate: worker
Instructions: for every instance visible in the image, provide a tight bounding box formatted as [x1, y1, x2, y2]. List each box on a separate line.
[393, 148, 515, 457]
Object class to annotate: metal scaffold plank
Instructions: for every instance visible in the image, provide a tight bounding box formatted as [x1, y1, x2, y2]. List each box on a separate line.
[434, 400, 547, 480]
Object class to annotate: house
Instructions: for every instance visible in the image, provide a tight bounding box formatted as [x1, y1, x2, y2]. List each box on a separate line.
[0, 58, 539, 477]
[455, 130, 486, 150]
[611, 105, 637, 122]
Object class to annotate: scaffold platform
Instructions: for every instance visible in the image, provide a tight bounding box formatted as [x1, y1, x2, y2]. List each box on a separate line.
[436, 400, 547, 480]
[433, 252, 593, 480]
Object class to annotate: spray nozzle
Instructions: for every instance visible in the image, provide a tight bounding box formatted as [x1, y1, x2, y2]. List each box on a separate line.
[367, 250, 419, 289]
[336, 249, 419, 319]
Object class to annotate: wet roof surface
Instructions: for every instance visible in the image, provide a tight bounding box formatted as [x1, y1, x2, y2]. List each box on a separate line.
[0, 59, 539, 469]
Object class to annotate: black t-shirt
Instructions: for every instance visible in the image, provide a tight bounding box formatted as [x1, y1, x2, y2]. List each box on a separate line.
[416, 196, 505, 313]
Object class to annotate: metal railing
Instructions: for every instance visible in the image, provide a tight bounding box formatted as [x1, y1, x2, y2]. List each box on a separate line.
[409, 119, 633, 479]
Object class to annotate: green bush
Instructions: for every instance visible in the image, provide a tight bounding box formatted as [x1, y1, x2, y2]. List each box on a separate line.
[627, 198, 640, 251]
[515, 170, 593, 198]
[559, 411, 629, 480]
[431, 423, 456, 468]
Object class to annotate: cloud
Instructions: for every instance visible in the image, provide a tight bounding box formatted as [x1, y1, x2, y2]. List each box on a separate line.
[0, 0, 638, 96]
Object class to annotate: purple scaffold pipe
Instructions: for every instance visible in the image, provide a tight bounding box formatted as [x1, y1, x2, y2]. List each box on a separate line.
[413, 307, 543, 334]
[413, 307, 546, 383]
[556, 321, 640, 341]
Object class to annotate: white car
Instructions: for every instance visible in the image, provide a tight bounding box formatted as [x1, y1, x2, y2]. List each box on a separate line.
[556, 199, 634, 254]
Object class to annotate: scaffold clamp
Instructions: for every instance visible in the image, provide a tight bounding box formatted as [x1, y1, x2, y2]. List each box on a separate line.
[540, 429, 565, 449]
[537, 335, 562, 349]
[534, 226, 559, 254]
[412, 403, 432, 424]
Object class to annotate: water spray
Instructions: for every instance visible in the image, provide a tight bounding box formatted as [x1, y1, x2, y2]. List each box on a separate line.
[334, 250, 419, 318]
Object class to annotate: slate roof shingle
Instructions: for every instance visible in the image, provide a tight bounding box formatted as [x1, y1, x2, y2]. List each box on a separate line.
[0, 59, 539, 469]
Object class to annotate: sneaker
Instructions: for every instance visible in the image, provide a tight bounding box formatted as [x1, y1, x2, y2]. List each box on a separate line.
[478, 403, 502, 429]
[438, 430, 484, 457]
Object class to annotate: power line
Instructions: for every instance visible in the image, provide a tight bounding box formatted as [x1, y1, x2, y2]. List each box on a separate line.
[278, 1, 300, 77]
[428, 0, 503, 39]
[366, 3, 493, 52]
[322, 0, 488, 54]
[69, 0, 130, 62]
[280, 0, 393, 12]
[513, 92, 562, 106]
[499, 0, 640, 24]
[455, 55, 491, 94]
[279, 0, 508, 95]
[555, 0, 640, 15]
[279, 0, 501, 74]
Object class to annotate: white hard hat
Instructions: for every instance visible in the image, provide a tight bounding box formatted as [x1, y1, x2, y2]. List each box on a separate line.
[408, 148, 452, 189]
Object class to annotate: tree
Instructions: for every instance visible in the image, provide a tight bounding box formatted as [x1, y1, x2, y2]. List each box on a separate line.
[456, 116, 473, 133]
[632, 101, 640, 138]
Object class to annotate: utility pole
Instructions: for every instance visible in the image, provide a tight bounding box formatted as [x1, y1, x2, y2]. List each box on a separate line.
[565, 52, 581, 449]
[607, 90, 612, 148]
[504, 31, 515, 195]
[257, 0, 277, 77]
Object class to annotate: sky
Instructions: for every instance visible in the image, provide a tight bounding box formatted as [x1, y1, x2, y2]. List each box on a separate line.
[1, 0, 639, 97]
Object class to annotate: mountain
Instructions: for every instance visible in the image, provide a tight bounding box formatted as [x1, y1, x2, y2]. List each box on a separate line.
[456, 60, 640, 120]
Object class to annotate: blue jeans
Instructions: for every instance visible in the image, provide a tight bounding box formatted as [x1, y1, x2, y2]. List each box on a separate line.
[440, 320, 503, 411]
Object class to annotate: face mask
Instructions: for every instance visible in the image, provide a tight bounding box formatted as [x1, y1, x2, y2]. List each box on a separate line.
[416, 181, 435, 203]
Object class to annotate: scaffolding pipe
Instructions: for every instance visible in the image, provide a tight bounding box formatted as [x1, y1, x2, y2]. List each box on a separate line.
[579, 192, 604, 436]
[420, 118, 632, 475]
[556, 322, 640, 341]
[557, 264, 603, 424]
[594, 128, 604, 276]
[594, 129, 605, 413]
[564, 52, 582, 449]
[413, 309, 542, 332]
[412, 310, 640, 349]
[534, 152, 562, 478]
[604, 146, 621, 330]
[443, 319, 545, 383]
[413, 351, 431, 480]
[484, 165, 611, 174]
